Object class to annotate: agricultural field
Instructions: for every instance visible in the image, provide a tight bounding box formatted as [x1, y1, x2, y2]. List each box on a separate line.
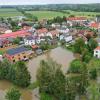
[65, 10, 100, 17]
[26, 10, 99, 20]
[26, 11, 68, 20]
[0, 8, 23, 17]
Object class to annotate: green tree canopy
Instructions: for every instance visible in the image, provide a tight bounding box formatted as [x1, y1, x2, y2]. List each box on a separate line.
[5, 87, 21, 100]
[74, 38, 85, 54]
[37, 58, 66, 99]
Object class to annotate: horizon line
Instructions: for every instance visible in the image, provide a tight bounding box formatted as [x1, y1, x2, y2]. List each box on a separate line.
[0, 3, 100, 6]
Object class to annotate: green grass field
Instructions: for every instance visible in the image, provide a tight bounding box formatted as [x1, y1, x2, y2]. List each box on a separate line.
[0, 8, 23, 17]
[26, 11, 68, 20]
[0, 8, 99, 20]
[26, 10, 99, 20]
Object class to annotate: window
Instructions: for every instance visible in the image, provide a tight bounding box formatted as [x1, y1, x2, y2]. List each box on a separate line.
[13, 60, 15, 62]
[96, 51, 98, 53]
[18, 58, 21, 60]
[24, 56, 26, 58]
[95, 54, 98, 58]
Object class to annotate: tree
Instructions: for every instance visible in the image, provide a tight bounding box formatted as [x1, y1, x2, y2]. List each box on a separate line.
[5, 87, 21, 100]
[82, 49, 92, 63]
[13, 37, 21, 44]
[88, 38, 98, 53]
[37, 59, 66, 99]
[89, 68, 97, 80]
[74, 38, 85, 54]
[0, 59, 11, 79]
[69, 59, 84, 73]
[86, 84, 100, 100]
[13, 61, 31, 87]
[68, 59, 89, 95]
[87, 59, 100, 80]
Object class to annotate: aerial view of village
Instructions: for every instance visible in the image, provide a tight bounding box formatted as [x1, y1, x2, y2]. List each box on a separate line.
[0, 0, 100, 100]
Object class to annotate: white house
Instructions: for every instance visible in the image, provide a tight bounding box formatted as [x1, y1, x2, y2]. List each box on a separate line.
[56, 27, 69, 34]
[60, 34, 73, 43]
[94, 46, 100, 58]
[24, 36, 36, 46]
[51, 23, 60, 28]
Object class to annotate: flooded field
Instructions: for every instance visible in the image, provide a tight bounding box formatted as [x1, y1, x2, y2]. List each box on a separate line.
[0, 47, 75, 100]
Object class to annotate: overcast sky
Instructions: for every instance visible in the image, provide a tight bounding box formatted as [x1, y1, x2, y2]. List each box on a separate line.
[0, 0, 100, 5]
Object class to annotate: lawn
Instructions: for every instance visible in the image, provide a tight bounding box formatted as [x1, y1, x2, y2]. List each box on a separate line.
[0, 8, 23, 17]
[26, 10, 99, 20]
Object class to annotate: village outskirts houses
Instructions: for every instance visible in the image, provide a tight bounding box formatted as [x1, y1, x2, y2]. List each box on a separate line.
[66, 17, 87, 26]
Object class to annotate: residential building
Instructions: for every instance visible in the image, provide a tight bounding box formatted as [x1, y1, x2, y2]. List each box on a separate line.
[51, 23, 60, 28]
[89, 22, 100, 29]
[5, 46, 33, 62]
[94, 46, 100, 58]
[24, 36, 36, 46]
[36, 28, 48, 38]
[47, 30, 59, 39]
[67, 17, 87, 22]
[0, 39, 12, 48]
[59, 34, 73, 43]
[0, 30, 31, 39]
[57, 27, 69, 34]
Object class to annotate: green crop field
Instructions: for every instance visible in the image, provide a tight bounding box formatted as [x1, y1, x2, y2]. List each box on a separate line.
[26, 11, 68, 20]
[26, 10, 99, 20]
[0, 8, 23, 17]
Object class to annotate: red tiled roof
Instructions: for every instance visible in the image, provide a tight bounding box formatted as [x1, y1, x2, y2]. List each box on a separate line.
[67, 17, 87, 21]
[49, 30, 59, 36]
[0, 30, 31, 39]
[31, 45, 39, 49]
[36, 28, 48, 34]
[94, 46, 100, 50]
[90, 23, 100, 29]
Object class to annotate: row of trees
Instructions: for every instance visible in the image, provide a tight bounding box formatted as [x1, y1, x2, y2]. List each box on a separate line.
[47, 16, 66, 24]
[0, 60, 31, 87]
[18, 9, 38, 21]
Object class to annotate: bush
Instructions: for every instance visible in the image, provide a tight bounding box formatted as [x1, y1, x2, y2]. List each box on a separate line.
[89, 68, 97, 80]
[5, 87, 21, 100]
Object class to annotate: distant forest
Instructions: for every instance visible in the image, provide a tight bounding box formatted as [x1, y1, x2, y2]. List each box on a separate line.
[0, 3, 100, 12]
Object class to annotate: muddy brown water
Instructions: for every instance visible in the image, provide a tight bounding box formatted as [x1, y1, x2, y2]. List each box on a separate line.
[0, 47, 75, 100]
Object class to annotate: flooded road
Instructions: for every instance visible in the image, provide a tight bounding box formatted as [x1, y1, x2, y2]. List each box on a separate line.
[0, 47, 75, 100]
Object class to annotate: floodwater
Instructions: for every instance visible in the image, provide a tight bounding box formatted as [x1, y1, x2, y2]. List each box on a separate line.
[0, 47, 75, 100]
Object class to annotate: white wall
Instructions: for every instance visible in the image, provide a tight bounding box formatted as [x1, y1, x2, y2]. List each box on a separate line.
[94, 50, 100, 58]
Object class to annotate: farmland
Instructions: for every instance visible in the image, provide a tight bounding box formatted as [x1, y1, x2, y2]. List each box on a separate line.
[26, 10, 100, 20]
[0, 8, 99, 20]
[0, 8, 23, 17]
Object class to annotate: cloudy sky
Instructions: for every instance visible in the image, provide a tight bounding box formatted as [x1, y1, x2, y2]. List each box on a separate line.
[0, 0, 100, 5]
